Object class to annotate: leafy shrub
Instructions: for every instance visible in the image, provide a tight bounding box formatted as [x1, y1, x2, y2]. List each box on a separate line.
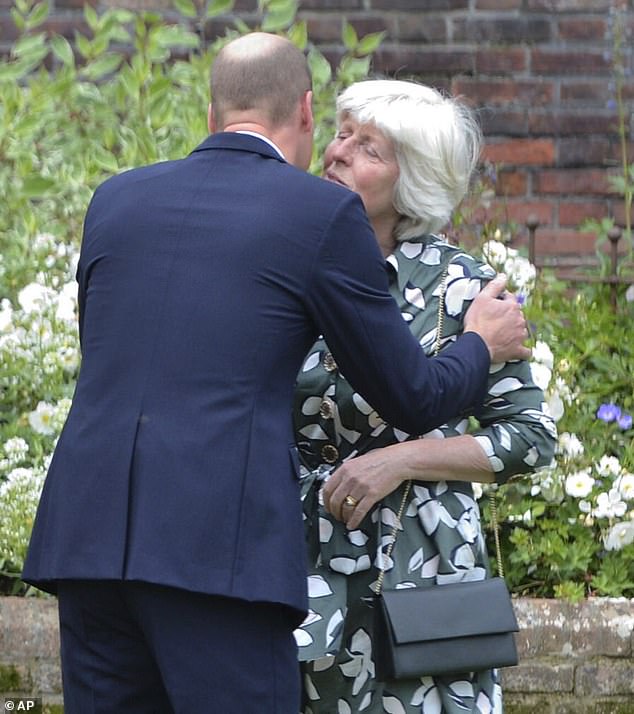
[2, 0, 633, 601]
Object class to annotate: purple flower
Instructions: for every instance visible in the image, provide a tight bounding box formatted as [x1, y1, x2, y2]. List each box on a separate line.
[617, 413, 633, 430]
[597, 403, 622, 422]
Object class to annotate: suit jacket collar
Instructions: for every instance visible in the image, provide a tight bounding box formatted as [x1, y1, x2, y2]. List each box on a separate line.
[191, 132, 286, 163]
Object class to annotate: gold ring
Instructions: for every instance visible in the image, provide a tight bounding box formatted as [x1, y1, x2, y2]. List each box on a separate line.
[344, 495, 358, 508]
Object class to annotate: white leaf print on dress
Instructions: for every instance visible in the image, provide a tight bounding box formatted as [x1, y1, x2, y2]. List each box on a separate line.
[339, 628, 373, 695]
[304, 673, 319, 701]
[418, 499, 457, 535]
[319, 516, 333, 543]
[404, 284, 426, 310]
[421, 553, 440, 578]
[302, 396, 323, 415]
[308, 574, 333, 598]
[445, 278, 481, 317]
[411, 677, 442, 713]
[488, 377, 523, 397]
[400, 241, 423, 259]
[456, 508, 479, 544]
[313, 654, 335, 672]
[420, 245, 442, 265]
[448, 678, 474, 701]
[475, 689, 494, 713]
[492, 423, 513, 451]
[358, 691, 372, 711]
[524, 445, 539, 466]
[348, 529, 369, 547]
[302, 352, 320, 372]
[294, 627, 314, 647]
[337, 699, 352, 714]
[382, 696, 407, 714]
[451, 543, 476, 569]
[408, 547, 424, 574]
[326, 609, 345, 648]
[330, 554, 371, 575]
[299, 424, 329, 440]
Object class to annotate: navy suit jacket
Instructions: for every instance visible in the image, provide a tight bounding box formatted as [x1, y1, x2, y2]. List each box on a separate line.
[23, 133, 490, 621]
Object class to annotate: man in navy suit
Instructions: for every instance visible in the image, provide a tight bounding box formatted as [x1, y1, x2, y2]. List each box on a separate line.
[23, 32, 529, 713]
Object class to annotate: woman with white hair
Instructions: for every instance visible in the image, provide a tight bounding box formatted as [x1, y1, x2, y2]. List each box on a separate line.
[293, 80, 556, 713]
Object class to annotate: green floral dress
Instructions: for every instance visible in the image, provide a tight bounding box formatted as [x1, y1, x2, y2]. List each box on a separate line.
[293, 236, 557, 714]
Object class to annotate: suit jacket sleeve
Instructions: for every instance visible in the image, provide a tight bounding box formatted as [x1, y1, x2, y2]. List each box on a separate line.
[304, 192, 491, 435]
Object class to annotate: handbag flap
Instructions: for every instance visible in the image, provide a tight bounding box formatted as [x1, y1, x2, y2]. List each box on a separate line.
[381, 578, 519, 644]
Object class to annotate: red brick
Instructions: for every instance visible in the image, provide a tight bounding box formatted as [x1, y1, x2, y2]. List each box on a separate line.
[556, 137, 615, 168]
[43, 17, 91, 41]
[475, 48, 527, 74]
[530, 112, 619, 136]
[476, 0, 522, 7]
[453, 17, 551, 44]
[532, 49, 611, 75]
[493, 200, 555, 226]
[483, 138, 556, 166]
[300, 0, 362, 8]
[393, 14, 447, 42]
[533, 228, 597, 256]
[373, 46, 473, 74]
[0, 15, 19, 42]
[557, 17, 606, 41]
[612, 202, 633, 228]
[371, 0, 468, 8]
[561, 81, 611, 104]
[535, 169, 616, 196]
[497, 170, 529, 197]
[304, 14, 389, 43]
[559, 201, 607, 227]
[527, 0, 611, 10]
[479, 109, 529, 137]
[452, 78, 554, 107]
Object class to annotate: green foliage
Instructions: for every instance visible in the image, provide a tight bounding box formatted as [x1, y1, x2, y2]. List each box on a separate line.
[0, 0, 384, 594]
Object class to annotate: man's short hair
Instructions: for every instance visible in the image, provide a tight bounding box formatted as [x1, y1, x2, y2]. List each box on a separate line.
[211, 33, 312, 128]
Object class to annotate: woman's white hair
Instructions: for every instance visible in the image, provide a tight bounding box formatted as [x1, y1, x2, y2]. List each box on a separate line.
[335, 79, 482, 241]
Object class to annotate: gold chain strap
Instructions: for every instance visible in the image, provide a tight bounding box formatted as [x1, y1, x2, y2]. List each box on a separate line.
[374, 267, 503, 595]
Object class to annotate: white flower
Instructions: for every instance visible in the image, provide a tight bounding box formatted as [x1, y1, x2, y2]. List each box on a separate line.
[565, 469, 595, 498]
[547, 393, 565, 421]
[55, 281, 78, 322]
[28, 401, 57, 435]
[532, 340, 554, 369]
[617, 473, 634, 501]
[0, 298, 12, 331]
[530, 362, 552, 391]
[595, 455, 622, 479]
[604, 521, 634, 551]
[18, 282, 53, 313]
[594, 488, 627, 519]
[558, 432, 584, 459]
[626, 284, 634, 302]
[2, 437, 29, 462]
[482, 240, 508, 266]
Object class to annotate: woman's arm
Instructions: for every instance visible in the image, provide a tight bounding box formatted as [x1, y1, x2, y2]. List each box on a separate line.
[323, 433, 494, 528]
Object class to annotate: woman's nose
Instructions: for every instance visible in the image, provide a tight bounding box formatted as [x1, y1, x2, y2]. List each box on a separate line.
[330, 137, 355, 163]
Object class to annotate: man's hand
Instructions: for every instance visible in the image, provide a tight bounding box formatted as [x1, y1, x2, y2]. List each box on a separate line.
[464, 275, 531, 363]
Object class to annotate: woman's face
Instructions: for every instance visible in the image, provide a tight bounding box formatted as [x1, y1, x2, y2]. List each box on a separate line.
[323, 115, 400, 228]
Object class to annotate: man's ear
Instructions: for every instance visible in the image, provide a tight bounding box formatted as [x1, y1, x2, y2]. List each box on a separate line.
[208, 103, 217, 133]
[299, 90, 313, 135]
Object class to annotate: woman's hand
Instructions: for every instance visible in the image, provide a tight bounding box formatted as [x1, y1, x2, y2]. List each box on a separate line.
[321, 444, 412, 530]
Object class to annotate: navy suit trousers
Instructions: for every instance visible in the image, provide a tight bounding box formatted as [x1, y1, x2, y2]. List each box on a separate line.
[57, 580, 301, 713]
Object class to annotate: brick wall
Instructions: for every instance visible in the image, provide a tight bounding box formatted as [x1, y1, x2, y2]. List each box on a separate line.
[1, 0, 633, 260]
[1, 597, 633, 713]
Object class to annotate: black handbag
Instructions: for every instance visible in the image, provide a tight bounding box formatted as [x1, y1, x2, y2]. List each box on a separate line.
[373, 270, 519, 681]
[374, 575, 519, 680]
